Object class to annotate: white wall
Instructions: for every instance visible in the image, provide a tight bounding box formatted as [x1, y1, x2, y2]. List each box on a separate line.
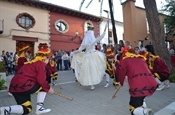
[100, 17, 124, 45]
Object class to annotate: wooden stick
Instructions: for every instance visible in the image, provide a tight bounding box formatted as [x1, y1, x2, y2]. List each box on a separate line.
[111, 85, 121, 99]
[57, 83, 62, 89]
[54, 90, 73, 101]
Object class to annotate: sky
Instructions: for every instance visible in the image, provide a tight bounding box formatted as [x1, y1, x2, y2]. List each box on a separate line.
[40, 0, 165, 22]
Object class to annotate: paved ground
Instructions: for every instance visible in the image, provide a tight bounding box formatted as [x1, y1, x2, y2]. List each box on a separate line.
[0, 70, 175, 115]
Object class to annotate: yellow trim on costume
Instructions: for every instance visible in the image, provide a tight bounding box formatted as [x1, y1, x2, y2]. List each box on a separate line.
[50, 60, 55, 67]
[123, 52, 146, 60]
[129, 105, 135, 112]
[148, 61, 153, 70]
[22, 101, 32, 113]
[53, 72, 58, 76]
[154, 73, 160, 79]
[113, 81, 119, 85]
[27, 108, 32, 113]
[37, 50, 50, 54]
[19, 52, 25, 58]
[35, 87, 42, 93]
[22, 101, 31, 107]
[106, 61, 114, 77]
[52, 72, 58, 79]
[19, 46, 29, 52]
[25, 56, 47, 64]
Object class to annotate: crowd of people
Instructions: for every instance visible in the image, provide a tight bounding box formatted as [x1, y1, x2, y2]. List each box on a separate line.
[0, 24, 173, 115]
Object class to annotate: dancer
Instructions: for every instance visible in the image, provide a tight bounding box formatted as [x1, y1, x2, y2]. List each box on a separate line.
[46, 57, 58, 86]
[116, 49, 158, 115]
[17, 42, 30, 71]
[71, 23, 108, 90]
[146, 53, 170, 91]
[104, 48, 120, 88]
[0, 43, 54, 115]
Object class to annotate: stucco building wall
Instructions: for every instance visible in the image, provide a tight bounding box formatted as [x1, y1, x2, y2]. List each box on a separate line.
[50, 12, 100, 51]
[0, 0, 49, 54]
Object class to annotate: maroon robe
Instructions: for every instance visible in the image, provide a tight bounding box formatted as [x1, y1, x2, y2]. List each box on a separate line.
[151, 58, 170, 78]
[17, 57, 28, 71]
[9, 61, 50, 93]
[117, 57, 158, 97]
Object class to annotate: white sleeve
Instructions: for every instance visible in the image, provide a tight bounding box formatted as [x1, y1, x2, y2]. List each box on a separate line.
[89, 32, 106, 47]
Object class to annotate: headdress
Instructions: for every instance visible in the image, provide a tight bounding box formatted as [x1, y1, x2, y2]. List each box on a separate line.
[106, 48, 115, 59]
[18, 42, 29, 52]
[25, 43, 51, 64]
[87, 25, 94, 30]
[121, 47, 146, 60]
[37, 43, 50, 54]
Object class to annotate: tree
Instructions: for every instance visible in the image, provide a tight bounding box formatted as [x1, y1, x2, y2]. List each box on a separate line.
[143, 0, 173, 70]
[162, 0, 175, 36]
[79, 0, 118, 44]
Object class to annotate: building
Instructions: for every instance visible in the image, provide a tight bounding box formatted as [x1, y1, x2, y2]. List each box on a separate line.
[0, 0, 50, 55]
[0, 0, 103, 55]
[122, 0, 175, 48]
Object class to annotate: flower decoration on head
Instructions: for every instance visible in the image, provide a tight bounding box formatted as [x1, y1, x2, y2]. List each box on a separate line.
[25, 43, 50, 64]
[37, 43, 50, 54]
[106, 48, 115, 59]
[121, 46, 146, 60]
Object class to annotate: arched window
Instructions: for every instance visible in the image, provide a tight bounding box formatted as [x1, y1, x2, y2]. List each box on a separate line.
[55, 19, 69, 33]
[16, 13, 35, 29]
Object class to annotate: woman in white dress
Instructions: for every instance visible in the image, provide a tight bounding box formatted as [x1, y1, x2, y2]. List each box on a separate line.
[71, 23, 108, 90]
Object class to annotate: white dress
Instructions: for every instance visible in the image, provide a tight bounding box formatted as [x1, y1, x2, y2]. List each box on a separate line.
[71, 30, 106, 86]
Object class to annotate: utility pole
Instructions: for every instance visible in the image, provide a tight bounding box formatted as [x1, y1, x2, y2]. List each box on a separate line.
[108, 0, 118, 44]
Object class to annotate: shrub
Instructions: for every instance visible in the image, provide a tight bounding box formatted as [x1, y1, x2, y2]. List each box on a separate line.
[0, 75, 6, 90]
[0, 61, 6, 72]
[169, 68, 175, 83]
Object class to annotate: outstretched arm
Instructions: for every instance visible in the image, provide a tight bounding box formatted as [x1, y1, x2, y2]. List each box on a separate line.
[93, 23, 108, 45]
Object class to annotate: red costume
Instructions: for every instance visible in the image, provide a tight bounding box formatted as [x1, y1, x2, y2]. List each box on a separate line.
[17, 42, 29, 71]
[146, 53, 170, 91]
[46, 58, 58, 85]
[119, 57, 157, 97]
[104, 48, 120, 88]
[116, 51, 157, 115]
[148, 55, 170, 80]
[17, 57, 28, 71]
[10, 61, 50, 93]
[0, 43, 52, 115]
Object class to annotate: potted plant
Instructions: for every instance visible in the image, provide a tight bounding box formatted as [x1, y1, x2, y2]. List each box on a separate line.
[0, 61, 7, 90]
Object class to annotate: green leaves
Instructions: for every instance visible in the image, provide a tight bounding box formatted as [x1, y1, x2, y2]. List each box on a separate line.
[0, 75, 6, 90]
[161, 0, 175, 36]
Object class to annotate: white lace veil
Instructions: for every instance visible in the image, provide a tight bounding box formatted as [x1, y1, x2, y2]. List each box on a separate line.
[80, 30, 96, 48]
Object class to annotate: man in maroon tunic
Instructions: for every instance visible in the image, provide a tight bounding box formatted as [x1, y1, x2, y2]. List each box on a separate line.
[116, 50, 158, 115]
[0, 43, 55, 115]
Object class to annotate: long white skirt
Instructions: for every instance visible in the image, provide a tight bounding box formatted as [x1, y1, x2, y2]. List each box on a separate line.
[71, 51, 106, 86]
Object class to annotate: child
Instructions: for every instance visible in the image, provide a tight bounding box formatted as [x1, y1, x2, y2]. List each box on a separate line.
[46, 57, 58, 86]
[104, 48, 120, 87]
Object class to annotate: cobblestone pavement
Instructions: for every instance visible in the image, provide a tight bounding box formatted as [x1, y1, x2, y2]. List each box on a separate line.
[0, 70, 175, 115]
